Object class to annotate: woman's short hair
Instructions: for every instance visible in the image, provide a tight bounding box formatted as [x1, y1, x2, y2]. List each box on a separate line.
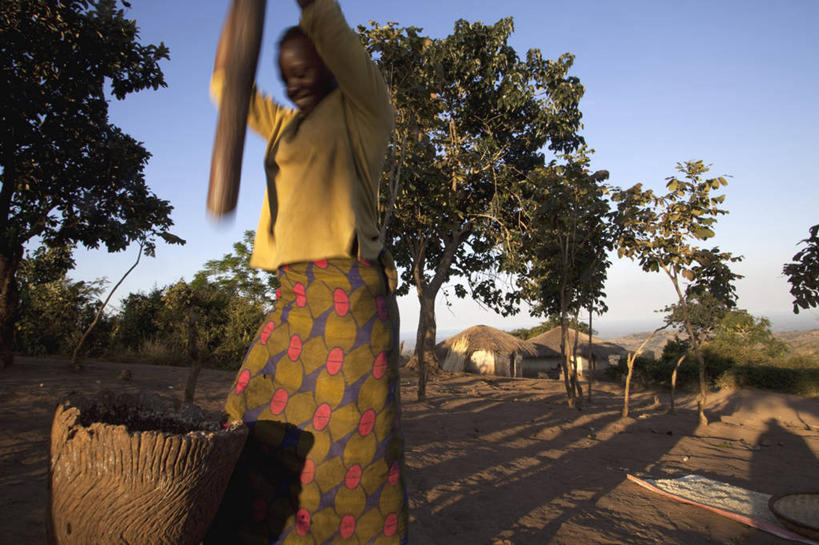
[278, 25, 307, 49]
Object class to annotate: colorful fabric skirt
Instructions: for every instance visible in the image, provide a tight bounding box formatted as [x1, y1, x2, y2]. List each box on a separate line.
[206, 257, 408, 545]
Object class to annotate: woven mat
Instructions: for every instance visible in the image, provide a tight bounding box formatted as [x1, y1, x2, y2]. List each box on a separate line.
[627, 474, 819, 545]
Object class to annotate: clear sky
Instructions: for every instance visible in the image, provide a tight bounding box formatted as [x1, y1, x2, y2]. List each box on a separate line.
[68, 0, 819, 341]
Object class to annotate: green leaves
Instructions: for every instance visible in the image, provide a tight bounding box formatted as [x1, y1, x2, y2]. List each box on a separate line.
[1, 0, 177, 256]
[783, 224, 819, 314]
[1, 0, 179, 364]
[360, 17, 585, 314]
[692, 226, 715, 240]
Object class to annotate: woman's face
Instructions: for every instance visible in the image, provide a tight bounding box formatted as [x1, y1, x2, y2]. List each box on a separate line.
[278, 35, 333, 116]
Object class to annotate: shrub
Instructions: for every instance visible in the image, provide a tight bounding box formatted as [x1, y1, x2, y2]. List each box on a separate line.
[718, 365, 819, 396]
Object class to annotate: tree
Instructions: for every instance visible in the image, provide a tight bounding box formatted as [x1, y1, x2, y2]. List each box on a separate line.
[613, 161, 737, 425]
[707, 310, 787, 363]
[0, 0, 183, 367]
[14, 246, 109, 357]
[621, 324, 669, 418]
[510, 318, 592, 340]
[360, 19, 584, 399]
[193, 230, 279, 312]
[71, 240, 145, 370]
[516, 150, 613, 408]
[662, 247, 743, 412]
[113, 288, 164, 352]
[783, 224, 819, 314]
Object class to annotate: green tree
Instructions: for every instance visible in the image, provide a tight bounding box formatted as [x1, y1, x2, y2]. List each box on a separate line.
[510, 318, 592, 340]
[15, 247, 110, 356]
[613, 161, 736, 424]
[193, 230, 279, 312]
[783, 224, 819, 314]
[113, 288, 164, 351]
[707, 310, 787, 363]
[360, 19, 584, 399]
[71, 240, 147, 369]
[516, 151, 613, 407]
[0, 0, 183, 368]
[661, 247, 743, 412]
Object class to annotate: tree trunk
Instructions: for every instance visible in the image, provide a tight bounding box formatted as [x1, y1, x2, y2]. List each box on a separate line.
[559, 321, 575, 408]
[0, 251, 21, 369]
[587, 306, 594, 404]
[71, 242, 144, 371]
[622, 353, 635, 418]
[409, 227, 467, 401]
[414, 289, 438, 401]
[570, 309, 583, 409]
[667, 269, 709, 425]
[693, 346, 708, 425]
[669, 353, 686, 414]
[622, 325, 667, 418]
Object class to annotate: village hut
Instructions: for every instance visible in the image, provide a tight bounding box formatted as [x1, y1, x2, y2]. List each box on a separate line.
[437, 325, 538, 377]
[523, 327, 627, 377]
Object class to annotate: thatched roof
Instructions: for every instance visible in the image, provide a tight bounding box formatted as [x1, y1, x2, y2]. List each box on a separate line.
[438, 325, 539, 357]
[528, 327, 627, 359]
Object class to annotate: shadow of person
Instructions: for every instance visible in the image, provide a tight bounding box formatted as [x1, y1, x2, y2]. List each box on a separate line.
[205, 421, 313, 545]
[750, 418, 818, 499]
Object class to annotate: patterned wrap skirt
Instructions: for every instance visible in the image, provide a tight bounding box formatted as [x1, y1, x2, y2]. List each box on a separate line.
[206, 257, 408, 545]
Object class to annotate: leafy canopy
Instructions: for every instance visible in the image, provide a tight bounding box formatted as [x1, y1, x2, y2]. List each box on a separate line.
[1, 0, 182, 257]
[783, 224, 819, 314]
[515, 148, 613, 321]
[359, 18, 585, 314]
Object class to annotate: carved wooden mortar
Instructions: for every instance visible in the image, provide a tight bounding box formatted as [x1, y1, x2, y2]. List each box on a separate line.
[48, 392, 247, 545]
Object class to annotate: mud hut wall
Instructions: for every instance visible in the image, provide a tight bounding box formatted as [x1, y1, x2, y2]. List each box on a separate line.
[521, 354, 616, 377]
[442, 350, 467, 373]
[521, 357, 561, 377]
[465, 349, 497, 375]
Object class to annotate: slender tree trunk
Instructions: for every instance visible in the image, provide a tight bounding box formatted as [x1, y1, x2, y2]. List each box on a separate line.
[622, 353, 635, 418]
[665, 267, 708, 425]
[558, 235, 575, 408]
[587, 305, 594, 404]
[0, 129, 20, 369]
[379, 130, 407, 245]
[693, 345, 708, 425]
[559, 320, 574, 408]
[622, 325, 668, 418]
[0, 251, 22, 369]
[71, 242, 144, 371]
[669, 353, 686, 414]
[570, 309, 583, 409]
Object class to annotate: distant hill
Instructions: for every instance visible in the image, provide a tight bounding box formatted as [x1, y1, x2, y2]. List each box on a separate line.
[604, 329, 679, 358]
[604, 329, 819, 359]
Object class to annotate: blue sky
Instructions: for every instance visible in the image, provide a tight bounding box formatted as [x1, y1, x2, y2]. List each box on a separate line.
[68, 0, 819, 340]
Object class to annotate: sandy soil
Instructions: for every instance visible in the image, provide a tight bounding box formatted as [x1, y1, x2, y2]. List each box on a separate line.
[1, 356, 817, 544]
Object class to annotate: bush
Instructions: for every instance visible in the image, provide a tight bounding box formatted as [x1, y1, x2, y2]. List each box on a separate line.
[718, 365, 819, 396]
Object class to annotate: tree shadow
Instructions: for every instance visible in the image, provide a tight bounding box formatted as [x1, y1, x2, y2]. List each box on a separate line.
[400, 379, 701, 544]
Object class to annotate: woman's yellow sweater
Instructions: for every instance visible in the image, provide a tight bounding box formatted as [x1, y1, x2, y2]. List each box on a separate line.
[211, 0, 393, 271]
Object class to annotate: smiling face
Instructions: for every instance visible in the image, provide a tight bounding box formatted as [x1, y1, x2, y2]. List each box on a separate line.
[278, 34, 334, 116]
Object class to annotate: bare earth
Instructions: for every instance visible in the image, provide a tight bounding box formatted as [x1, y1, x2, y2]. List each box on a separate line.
[1, 356, 817, 544]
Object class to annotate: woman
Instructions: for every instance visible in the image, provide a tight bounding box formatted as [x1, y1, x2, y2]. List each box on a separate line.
[206, 1, 408, 543]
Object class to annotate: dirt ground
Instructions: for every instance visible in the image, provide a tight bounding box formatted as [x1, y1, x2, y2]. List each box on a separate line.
[1, 356, 817, 544]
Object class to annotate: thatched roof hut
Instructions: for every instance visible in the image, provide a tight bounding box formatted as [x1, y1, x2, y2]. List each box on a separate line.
[437, 325, 538, 376]
[529, 327, 627, 361]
